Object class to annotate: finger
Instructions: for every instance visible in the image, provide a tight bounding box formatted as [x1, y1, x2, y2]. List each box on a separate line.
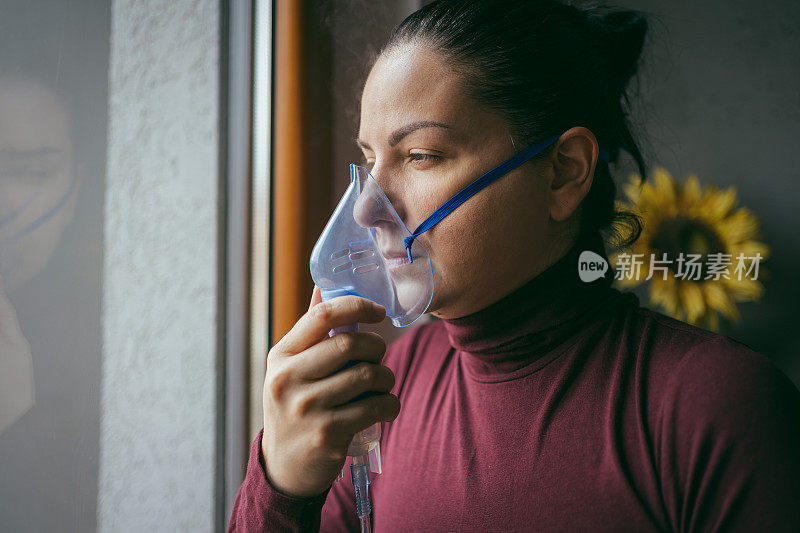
[293, 332, 387, 379]
[328, 393, 401, 436]
[296, 285, 326, 348]
[307, 362, 395, 408]
[0, 281, 24, 341]
[308, 285, 322, 313]
[277, 295, 385, 356]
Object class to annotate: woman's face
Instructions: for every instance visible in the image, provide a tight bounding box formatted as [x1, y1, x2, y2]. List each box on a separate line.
[0, 77, 79, 292]
[357, 43, 581, 319]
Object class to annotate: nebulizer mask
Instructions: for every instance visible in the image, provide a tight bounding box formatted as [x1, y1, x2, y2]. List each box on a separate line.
[309, 133, 609, 532]
[0, 165, 77, 243]
[0, 161, 78, 291]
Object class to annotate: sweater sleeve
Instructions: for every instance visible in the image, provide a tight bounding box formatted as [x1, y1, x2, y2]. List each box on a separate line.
[656, 336, 800, 532]
[227, 427, 364, 532]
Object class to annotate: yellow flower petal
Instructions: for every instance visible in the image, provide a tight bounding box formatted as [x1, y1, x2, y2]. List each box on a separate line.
[651, 277, 679, 316]
[703, 282, 741, 322]
[679, 281, 706, 322]
[722, 277, 764, 302]
[730, 241, 770, 260]
[651, 167, 678, 215]
[682, 174, 702, 212]
[717, 207, 760, 244]
[702, 186, 738, 222]
[623, 173, 644, 204]
[703, 311, 720, 331]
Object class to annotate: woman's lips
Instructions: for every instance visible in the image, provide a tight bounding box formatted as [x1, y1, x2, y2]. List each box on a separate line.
[384, 255, 411, 269]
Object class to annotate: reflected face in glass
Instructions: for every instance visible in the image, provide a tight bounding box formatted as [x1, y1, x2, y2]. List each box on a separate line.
[357, 43, 554, 320]
[0, 77, 79, 291]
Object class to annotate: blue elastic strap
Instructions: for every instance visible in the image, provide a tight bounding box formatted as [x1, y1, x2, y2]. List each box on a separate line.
[0, 169, 78, 243]
[403, 135, 610, 262]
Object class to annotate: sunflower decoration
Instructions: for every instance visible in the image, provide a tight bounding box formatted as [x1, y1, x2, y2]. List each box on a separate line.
[610, 167, 770, 332]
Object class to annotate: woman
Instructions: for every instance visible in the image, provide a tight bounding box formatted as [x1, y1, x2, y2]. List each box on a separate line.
[229, 1, 800, 531]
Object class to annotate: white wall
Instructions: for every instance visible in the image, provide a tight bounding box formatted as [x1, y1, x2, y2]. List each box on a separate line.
[99, 1, 219, 531]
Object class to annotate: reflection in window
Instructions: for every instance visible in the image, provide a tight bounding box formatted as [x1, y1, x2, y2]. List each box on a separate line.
[0, 1, 108, 531]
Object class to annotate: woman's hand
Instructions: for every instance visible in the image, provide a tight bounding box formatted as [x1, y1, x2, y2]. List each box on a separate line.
[0, 273, 35, 433]
[261, 285, 400, 498]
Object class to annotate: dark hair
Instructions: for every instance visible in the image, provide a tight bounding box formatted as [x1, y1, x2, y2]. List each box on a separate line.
[381, 0, 649, 248]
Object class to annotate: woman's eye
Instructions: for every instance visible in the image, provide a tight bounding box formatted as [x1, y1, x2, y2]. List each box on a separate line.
[409, 153, 441, 165]
[0, 168, 48, 181]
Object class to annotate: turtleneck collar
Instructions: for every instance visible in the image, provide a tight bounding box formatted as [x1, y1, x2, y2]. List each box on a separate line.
[440, 231, 617, 382]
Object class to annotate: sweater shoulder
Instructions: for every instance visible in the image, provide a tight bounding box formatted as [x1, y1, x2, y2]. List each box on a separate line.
[632, 300, 774, 367]
[629, 309, 800, 531]
[613, 294, 799, 428]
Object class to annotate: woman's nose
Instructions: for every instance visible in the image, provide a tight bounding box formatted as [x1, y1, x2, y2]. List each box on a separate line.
[352, 168, 402, 230]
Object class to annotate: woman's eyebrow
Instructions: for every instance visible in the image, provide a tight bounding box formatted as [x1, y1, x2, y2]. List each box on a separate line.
[355, 121, 453, 151]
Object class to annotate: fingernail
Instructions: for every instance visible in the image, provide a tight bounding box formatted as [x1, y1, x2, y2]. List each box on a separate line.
[372, 301, 385, 314]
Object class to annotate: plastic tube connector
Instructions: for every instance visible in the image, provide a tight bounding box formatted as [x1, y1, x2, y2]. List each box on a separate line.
[350, 454, 372, 520]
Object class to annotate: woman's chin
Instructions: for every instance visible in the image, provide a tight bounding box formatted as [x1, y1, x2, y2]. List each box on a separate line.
[390, 277, 428, 317]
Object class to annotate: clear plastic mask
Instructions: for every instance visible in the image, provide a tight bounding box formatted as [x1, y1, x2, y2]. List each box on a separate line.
[0, 169, 77, 243]
[309, 164, 435, 327]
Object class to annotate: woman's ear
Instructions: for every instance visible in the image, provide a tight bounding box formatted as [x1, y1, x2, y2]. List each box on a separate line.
[548, 126, 599, 222]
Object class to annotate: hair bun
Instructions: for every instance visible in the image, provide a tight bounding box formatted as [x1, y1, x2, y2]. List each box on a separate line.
[584, 9, 648, 94]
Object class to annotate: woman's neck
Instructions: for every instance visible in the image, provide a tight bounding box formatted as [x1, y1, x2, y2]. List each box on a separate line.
[432, 228, 580, 321]
[438, 230, 617, 381]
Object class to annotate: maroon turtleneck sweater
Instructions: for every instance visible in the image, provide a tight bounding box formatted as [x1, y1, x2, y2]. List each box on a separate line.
[228, 232, 800, 532]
